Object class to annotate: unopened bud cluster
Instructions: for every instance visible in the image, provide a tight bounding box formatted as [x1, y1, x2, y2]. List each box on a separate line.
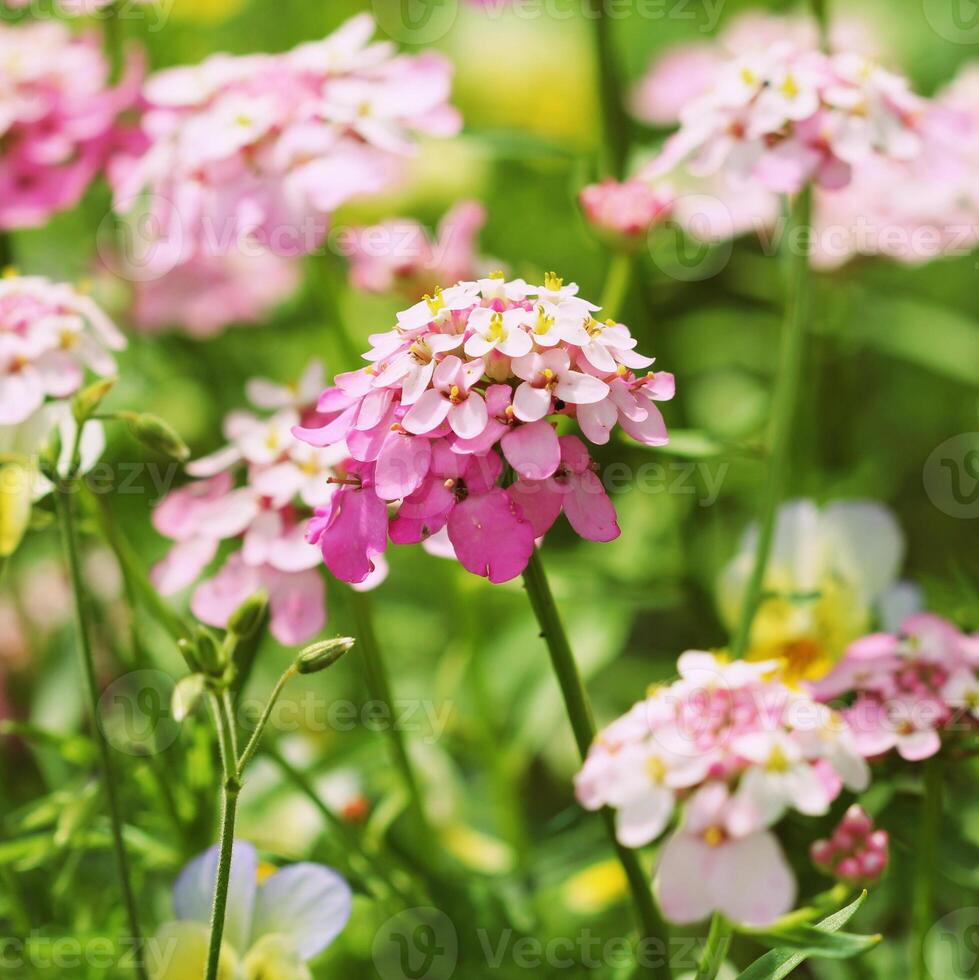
[810, 805, 889, 887]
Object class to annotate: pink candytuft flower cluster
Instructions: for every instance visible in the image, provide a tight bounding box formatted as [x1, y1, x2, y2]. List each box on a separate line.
[151, 363, 386, 645]
[346, 201, 490, 300]
[110, 13, 460, 273]
[810, 804, 889, 887]
[579, 179, 674, 242]
[0, 275, 126, 426]
[574, 652, 869, 926]
[811, 613, 979, 762]
[130, 248, 302, 338]
[0, 22, 142, 229]
[292, 274, 673, 585]
[646, 43, 933, 194]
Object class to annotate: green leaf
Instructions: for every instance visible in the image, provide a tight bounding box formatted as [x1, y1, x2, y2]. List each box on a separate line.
[824, 289, 979, 387]
[736, 892, 877, 979]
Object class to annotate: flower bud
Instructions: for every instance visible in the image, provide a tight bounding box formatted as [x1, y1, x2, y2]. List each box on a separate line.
[295, 636, 355, 674]
[177, 637, 201, 673]
[811, 805, 889, 887]
[193, 625, 228, 678]
[72, 377, 116, 423]
[227, 591, 268, 639]
[126, 413, 190, 462]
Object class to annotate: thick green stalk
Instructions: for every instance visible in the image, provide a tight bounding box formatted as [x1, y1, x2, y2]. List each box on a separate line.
[346, 587, 431, 838]
[522, 551, 671, 979]
[911, 758, 943, 980]
[730, 187, 813, 659]
[587, 0, 630, 177]
[54, 487, 148, 980]
[811, 0, 830, 50]
[600, 252, 634, 322]
[204, 693, 242, 980]
[695, 915, 732, 980]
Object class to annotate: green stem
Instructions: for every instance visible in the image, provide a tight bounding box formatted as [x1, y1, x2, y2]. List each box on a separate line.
[103, 1, 125, 84]
[54, 486, 148, 980]
[0, 230, 14, 270]
[204, 692, 242, 980]
[811, 0, 830, 50]
[587, 0, 630, 177]
[911, 758, 943, 980]
[346, 587, 431, 838]
[599, 252, 634, 322]
[236, 664, 297, 773]
[522, 551, 671, 979]
[730, 186, 813, 660]
[695, 915, 732, 980]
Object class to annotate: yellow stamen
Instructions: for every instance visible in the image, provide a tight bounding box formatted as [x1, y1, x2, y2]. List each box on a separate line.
[616, 365, 628, 376]
[541, 368, 555, 381]
[780, 73, 800, 99]
[740, 66, 758, 87]
[424, 287, 445, 315]
[646, 756, 667, 784]
[543, 271, 563, 291]
[703, 826, 725, 848]
[487, 311, 505, 340]
[449, 384, 461, 401]
[489, 270, 506, 280]
[766, 745, 790, 773]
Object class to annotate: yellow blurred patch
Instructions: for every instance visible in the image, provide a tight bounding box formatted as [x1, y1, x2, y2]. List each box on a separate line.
[169, 0, 247, 24]
[148, 922, 238, 980]
[256, 859, 278, 884]
[443, 823, 514, 875]
[0, 462, 32, 558]
[562, 859, 627, 916]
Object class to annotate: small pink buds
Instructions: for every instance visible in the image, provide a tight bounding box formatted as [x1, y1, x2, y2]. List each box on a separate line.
[811, 805, 889, 887]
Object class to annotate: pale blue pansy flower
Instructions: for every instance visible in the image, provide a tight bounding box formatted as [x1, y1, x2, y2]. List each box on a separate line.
[149, 841, 352, 980]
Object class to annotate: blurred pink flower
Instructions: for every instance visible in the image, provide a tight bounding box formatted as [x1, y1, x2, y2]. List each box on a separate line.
[294, 275, 673, 585]
[575, 650, 868, 925]
[0, 275, 126, 426]
[812, 613, 976, 762]
[152, 362, 384, 645]
[130, 248, 301, 338]
[0, 22, 141, 229]
[579, 179, 674, 241]
[347, 201, 490, 299]
[110, 14, 461, 274]
[646, 43, 932, 194]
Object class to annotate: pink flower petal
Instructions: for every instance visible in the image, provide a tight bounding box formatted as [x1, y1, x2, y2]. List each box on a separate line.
[402, 388, 451, 435]
[447, 489, 535, 583]
[563, 470, 620, 542]
[374, 430, 432, 501]
[500, 421, 560, 480]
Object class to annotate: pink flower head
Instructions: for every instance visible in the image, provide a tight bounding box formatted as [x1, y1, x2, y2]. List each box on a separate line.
[347, 200, 490, 299]
[575, 650, 868, 925]
[0, 275, 125, 426]
[0, 21, 142, 229]
[646, 41, 934, 195]
[812, 612, 974, 763]
[110, 14, 461, 274]
[151, 362, 382, 646]
[579, 179, 674, 241]
[293, 274, 672, 584]
[811, 804, 889, 887]
[129, 248, 301, 338]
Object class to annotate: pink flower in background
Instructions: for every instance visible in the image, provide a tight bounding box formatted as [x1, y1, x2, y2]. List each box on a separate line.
[110, 14, 461, 277]
[0, 276, 126, 426]
[811, 613, 975, 762]
[645, 42, 933, 195]
[811, 805, 889, 887]
[151, 362, 385, 645]
[129, 248, 302, 338]
[631, 12, 889, 128]
[347, 201, 490, 299]
[0, 22, 141, 229]
[574, 650, 868, 925]
[579, 179, 674, 241]
[294, 274, 673, 585]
